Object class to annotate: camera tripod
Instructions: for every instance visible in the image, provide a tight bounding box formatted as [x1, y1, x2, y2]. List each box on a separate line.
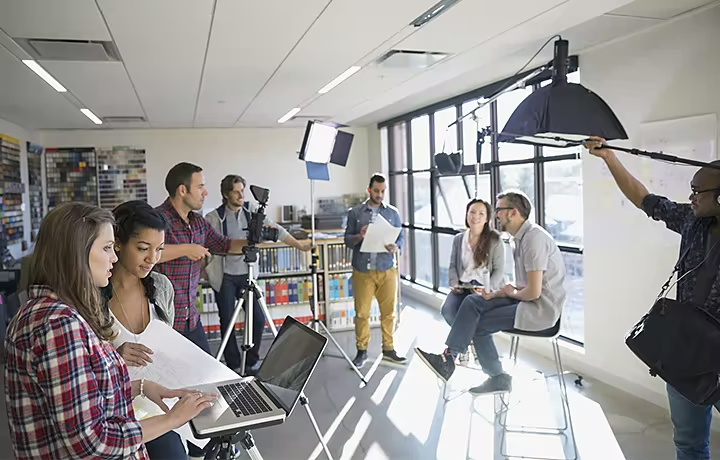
[214, 244, 333, 460]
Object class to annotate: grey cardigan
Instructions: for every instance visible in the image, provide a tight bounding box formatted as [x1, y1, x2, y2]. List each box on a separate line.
[448, 231, 506, 290]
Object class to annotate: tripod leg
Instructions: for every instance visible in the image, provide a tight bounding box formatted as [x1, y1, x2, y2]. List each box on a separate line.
[240, 432, 264, 460]
[315, 320, 368, 385]
[216, 295, 246, 364]
[301, 396, 334, 460]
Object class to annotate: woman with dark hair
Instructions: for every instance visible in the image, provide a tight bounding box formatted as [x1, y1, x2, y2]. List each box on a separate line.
[441, 199, 506, 326]
[4, 202, 215, 460]
[103, 200, 194, 459]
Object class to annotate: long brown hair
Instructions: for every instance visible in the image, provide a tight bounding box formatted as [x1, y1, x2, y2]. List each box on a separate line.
[29, 202, 116, 341]
[465, 199, 500, 268]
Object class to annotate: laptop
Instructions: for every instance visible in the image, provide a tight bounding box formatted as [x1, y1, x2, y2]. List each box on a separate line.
[188, 316, 327, 438]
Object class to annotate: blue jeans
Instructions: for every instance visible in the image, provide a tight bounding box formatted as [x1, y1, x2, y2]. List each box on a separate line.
[441, 291, 471, 326]
[145, 430, 188, 459]
[667, 383, 720, 459]
[214, 274, 266, 370]
[445, 294, 518, 377]
[180, 319, 210, 457]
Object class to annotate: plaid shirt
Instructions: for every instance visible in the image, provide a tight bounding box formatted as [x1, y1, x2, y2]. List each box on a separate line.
[155, 199, 230, 331]
[642, 194, 720, 314]
[3, 286, 148, 460]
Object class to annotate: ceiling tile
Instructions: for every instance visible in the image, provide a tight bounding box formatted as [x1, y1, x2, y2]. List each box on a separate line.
[239, 0, 440, 125]
[96, 0, 215, 127]
[193, 0, 331, 128]
[611, 0, 717, 19]
[0, 47, 93, 129]
[41, 61, 144, 120]
[0, 0, 111, 41]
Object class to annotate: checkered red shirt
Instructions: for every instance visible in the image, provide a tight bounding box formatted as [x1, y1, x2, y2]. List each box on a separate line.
[155, 199, 230, 331]
[3, 286, 148, 460]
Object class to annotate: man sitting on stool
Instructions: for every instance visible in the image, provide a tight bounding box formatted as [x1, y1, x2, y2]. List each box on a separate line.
[206, 174, 311, 375]
[415, 191, 566, 394]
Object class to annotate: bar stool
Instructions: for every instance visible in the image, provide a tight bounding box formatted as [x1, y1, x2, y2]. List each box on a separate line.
[497, 319, 578, 460]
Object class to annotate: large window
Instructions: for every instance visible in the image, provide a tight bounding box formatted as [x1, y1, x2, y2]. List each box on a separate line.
[384, 70, 585, 344]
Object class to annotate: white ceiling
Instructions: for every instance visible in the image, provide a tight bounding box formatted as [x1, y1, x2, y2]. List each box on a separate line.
[0, 0, 715, 130]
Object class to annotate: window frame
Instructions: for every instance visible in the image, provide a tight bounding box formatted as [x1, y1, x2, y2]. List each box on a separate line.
[382, 63, 584, 346]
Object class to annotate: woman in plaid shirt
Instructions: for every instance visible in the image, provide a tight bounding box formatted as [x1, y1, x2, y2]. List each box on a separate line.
[4, 203, 216, 459]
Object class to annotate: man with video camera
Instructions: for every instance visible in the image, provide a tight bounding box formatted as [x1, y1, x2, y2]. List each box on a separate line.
[206, 174, 311, 376]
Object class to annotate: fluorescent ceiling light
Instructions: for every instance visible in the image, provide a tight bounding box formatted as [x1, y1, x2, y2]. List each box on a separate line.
[80, 108, 103, 125]
[278, 107, 301, 124]
[22, 60, 67, 92]
[318, 66, 361, 94]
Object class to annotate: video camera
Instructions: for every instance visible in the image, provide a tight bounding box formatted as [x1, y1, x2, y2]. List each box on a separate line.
[245, 185, 279, 247]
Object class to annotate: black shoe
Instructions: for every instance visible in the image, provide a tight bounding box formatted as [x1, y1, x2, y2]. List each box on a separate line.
[414, 348, 455, 382]
[352, 350, 368, 369]
[382, 349, 407, 364]
[469, 373, 512, 395]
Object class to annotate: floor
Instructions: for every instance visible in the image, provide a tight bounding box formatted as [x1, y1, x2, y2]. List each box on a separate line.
[2, 299, 720, 459]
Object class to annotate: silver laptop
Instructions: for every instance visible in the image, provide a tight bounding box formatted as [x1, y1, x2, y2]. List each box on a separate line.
[188, 316, 327, 437]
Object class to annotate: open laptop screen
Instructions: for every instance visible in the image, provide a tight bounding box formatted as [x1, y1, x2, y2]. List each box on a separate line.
[256, 317, 327, 414]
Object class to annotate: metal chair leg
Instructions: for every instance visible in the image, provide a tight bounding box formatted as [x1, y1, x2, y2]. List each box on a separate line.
[499, 337, 578, 460]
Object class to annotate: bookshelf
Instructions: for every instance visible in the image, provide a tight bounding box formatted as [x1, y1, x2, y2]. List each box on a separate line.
[0, 135, 25, 243]
[196, 236, 382, 338]
[26, 142, 43, 241]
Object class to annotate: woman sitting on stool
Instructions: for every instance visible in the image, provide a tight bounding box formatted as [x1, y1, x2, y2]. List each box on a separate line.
[442, 198, 506, 326]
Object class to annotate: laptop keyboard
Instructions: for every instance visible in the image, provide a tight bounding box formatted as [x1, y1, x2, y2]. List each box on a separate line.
[217, 381, 273, 417]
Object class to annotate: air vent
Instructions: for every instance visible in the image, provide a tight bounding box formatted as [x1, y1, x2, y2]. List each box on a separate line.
[376, 50, 450, 69]
[102, 116, 147, 123]
[15, 39, 121, 62]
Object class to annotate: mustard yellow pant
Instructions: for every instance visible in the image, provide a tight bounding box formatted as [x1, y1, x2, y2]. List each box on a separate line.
[351, 268, 397, 351]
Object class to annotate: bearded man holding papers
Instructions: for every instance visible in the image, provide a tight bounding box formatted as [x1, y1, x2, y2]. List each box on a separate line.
[344, 173, 406, 368]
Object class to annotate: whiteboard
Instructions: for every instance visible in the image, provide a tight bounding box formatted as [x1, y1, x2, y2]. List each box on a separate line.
[636, 113, 717, 202]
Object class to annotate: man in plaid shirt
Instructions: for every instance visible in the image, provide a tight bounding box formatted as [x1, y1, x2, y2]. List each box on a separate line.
[155, 162, 247, 356]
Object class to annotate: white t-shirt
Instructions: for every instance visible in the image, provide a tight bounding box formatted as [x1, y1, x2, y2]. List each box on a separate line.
[110, 302, 160, 349]
[459, 231, 491, 287]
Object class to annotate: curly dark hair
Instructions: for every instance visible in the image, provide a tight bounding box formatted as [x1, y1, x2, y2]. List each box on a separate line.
[101, 200, 169, 323]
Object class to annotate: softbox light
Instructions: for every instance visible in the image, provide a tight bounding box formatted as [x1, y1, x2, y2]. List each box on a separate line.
[499, 39, 628, 146]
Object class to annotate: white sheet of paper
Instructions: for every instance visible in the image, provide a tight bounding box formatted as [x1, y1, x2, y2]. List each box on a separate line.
[127, 320, 240, 449]
[359, 213, 401, 253]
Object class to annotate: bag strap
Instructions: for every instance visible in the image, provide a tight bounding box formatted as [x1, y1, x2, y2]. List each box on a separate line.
[658, 222, 701, 299]
[215, 206, 228, 237]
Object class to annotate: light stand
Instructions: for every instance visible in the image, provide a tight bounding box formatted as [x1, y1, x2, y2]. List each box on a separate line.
[307, 179, 369, 385]
[213, 240, 335, 460]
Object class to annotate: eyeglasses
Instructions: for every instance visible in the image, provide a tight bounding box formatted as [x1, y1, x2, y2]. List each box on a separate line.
[495, 207, 514, 213]
[690, 187, 720, 197]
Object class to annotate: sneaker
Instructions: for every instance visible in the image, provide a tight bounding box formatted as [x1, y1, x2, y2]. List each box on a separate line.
[244, 362, 260, 376]
[414, 348, 455, 382]
[382, 349, 407, 364]
[352, 349, 368, 369]
[468, 373, 512, 395]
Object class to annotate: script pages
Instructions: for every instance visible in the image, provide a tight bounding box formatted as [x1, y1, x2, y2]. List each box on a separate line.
[125, 320, 239, 448]
[359, 214, 401, 253]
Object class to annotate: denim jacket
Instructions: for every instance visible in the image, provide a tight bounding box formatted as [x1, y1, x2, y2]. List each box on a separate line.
[344, 201, 404, 273]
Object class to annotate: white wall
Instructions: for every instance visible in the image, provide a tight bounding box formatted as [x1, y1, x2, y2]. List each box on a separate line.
[39, 127, 372, 218]
[397, 5, 720, 412]
[0, 118, 39, 256]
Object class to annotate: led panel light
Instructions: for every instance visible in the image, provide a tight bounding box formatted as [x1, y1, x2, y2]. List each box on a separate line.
[278, 107, 301, 124]
[318, 66, 361, 94]
[80, 108, 103, 125]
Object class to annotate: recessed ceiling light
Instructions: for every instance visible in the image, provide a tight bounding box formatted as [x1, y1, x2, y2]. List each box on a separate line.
[318, 66, 362, 94]
[22, 60, 67, 92]
[278, 107, 301, 124]
[80, 108, 103, 125]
